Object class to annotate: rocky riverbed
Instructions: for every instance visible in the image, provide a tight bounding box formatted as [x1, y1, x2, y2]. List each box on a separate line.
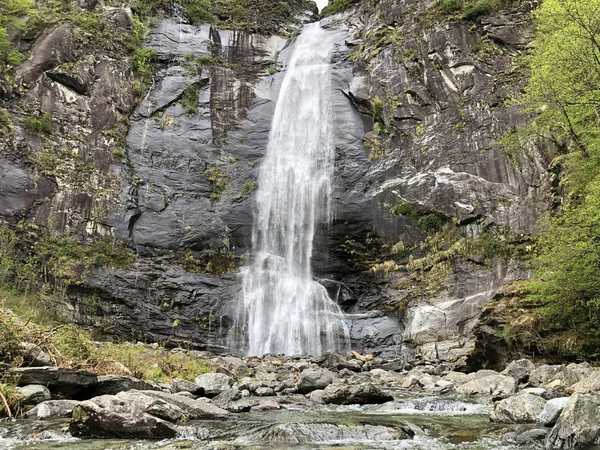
[2, 350, 600, 449]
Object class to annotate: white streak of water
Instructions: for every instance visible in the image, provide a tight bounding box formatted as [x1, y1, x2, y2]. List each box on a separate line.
[231, 23, 350, 357]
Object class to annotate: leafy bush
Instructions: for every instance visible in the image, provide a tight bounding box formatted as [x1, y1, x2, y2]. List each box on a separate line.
[0, 308, 22, 369]
[462, 0, 497, 19]
[180, 82, 200, 115]
[21, 112, 53, 136]
[131, 48, 156, 82]
[321, 0, 361, 16]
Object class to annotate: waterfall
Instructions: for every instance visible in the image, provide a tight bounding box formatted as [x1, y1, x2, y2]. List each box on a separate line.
[230, 22, 350, 357]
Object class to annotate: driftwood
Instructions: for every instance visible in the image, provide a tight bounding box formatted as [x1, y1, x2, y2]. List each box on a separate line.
[0, 389, 13, 418]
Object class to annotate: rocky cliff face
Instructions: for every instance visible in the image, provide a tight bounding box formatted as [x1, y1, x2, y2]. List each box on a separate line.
[0, 0, 551, 363]
[326, 0, 551, 363]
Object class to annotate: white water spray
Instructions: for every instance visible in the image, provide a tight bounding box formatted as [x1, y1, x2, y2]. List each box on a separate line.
[230, 23, 350, 357]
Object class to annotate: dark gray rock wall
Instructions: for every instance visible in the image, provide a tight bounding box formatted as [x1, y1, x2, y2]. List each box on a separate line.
[0, 1, 551, 361]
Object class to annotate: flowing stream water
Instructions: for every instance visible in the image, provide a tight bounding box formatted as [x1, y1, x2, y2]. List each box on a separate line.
[231, 22, 350, 357]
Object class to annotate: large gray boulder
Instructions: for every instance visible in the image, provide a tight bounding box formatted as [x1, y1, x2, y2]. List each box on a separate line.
[263, 422, 411, 444]
[11, 366, 97, 387]
[502, 359, 535, 383]
[82, 375, 160, 397]
[24, 400, 80, 419]
[545, 394, 600, 450]
[194, 373, 234, 397]
[529, 364, 592, 389]
[538, 397, 569, 428]
[69, 390, 230, 438]
[297, 367, 335, 394]
[17, 384, 51, 405]
[455, 375, 517, 398]
[321, 383, 393, 405]
[490, 394, 547, 423]
[172, 378, 203, 395]
[20, 343, 53, 367]
[569, 370, 600, 394]
[442, 371, 470, 386]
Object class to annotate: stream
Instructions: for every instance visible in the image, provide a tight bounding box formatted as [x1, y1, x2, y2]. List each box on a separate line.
[1, 394, 548, 450]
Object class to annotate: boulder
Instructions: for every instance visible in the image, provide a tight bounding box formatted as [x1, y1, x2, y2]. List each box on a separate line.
[11, 366, 97, 387]
[318, 351, 362, 371]
[455, 375, 517, 398]
[538, 397, 569, 427]
[297, 367, 335, 394]
[531, 363, 591, 390]
[262, 423, 411, 443]
[70, 399, 177, 439]
[490, 394, 547, 423]
[17, 384, 51, 405]
[81, 375, 160, 397]
[467, 369, 500, 381]
[308, 389, 325, 404]
[250, 400, 281, 412]
[212, 389, 249, 413]
[255, 387, 275, 396]
[545, 394, 600, 450]
[20, 343, 53, 367]
[24, 400, 80, 419]
[373, 369, 404, 384]
[69, 390, 230, 438]
[321, 383, 393, 405]
[194, 373, 234, 397]
[172, 378, 204, 395]
[504, 427, 548, 444]
[569, 370, 600, 394]
[501, 359, 535, 383]
[443, 371, 470, 386]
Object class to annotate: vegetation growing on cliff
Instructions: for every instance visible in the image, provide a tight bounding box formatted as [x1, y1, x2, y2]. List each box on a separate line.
[133, 0, 315, 36]
[321, 0, 361, 16]
[492, 0, 600, 360]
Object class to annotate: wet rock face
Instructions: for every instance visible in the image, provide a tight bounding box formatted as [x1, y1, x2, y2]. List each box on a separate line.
[1, 1, 551, 360]
[321, 0, 552, 363]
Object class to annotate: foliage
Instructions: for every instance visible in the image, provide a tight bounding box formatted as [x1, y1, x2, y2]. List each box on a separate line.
[497, 0, 600, 359]
[205, 167, 229, 201]
[321, 0, 361, 16]
[132, 48, 156, 83]
[0, 0, 33, 66]
[180, 82, 200, 115]
[239, 178, 257, 198]
[527, 180, 600, 322]
[0, 224, 135, 302]
[21, 112, 53, 136]
[132, 0, 311, 36]
[518, 0, 600, 198]
[437, 0, 521, 21]
[0, 307, 22, 369]
[389, 201, 449, 231]
[183, 249, 202, 273]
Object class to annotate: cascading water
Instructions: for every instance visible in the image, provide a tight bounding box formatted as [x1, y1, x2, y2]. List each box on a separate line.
[230, 22, 350, 357]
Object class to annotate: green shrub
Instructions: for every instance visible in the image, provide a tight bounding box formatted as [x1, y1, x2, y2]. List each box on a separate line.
[418, 213, 447, 231]
[53, 324, 92, 362]
[180, 82, 200, 115]
[390, 201, 415, 217]
[443, 0, 463, 13]
[69, 12, 103, 32]
[21, 112, 53, 136]
[321, 0, 361, 16]
[206, 167, 229, 201]
[0, 309, 22, 369]
[132, 48, 156, 82]
[462, 0, 497, 19]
